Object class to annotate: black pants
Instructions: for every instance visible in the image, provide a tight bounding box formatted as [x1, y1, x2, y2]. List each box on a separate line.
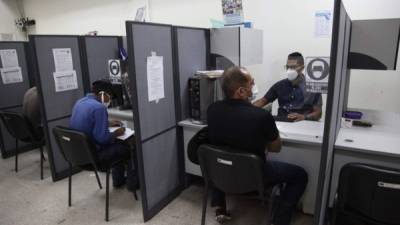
[97, 142, 137, 190]
[211, 160, 308, 225]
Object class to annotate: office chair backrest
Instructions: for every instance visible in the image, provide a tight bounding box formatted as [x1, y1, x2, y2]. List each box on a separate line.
[337, 163, 400, 225]
[53, 126, 98, 167]
[0, 111, 34, 140]
[198, 144, 265, 195]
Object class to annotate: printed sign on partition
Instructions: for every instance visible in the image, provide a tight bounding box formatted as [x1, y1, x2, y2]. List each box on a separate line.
[53, 48, 73, 72]
[0, 49, 19, 68]
[108, 59, 121, 84]
[53, 70, 78, 92]
[305, 57, 330, 94]
[0, 67, 23, 84]
[146, 52, 165, 103]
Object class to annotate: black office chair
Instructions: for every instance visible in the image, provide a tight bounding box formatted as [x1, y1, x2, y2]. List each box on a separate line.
[53, 126, 137, 222]
[197, 144, 282, 225]
[0, 111, 45, 179]
[333, 163, 400, 225]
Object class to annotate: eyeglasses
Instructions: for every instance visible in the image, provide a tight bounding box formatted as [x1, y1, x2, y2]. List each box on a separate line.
[284, 65, 301, 70]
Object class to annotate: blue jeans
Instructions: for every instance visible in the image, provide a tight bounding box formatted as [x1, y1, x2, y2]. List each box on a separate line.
[211, 160, 308, 225]
[97, 143, 137, 190]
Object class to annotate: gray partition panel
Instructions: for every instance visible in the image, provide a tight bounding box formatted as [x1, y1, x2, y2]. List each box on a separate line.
[0, 42, 30, 109]
[142, 128, 179, 208]
[126, 22, 184, 222]
[131, 23, 176, 140]
[32, 36, 84, 121]
[175, 27, 208, 120]
[31, 35, 85, 181]
[83, 36, 120, 84]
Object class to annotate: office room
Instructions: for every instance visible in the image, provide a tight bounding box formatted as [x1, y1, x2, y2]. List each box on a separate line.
[0, 0, 399, 225]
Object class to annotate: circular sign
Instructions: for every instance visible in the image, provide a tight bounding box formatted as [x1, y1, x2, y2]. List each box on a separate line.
[306, 58, 329, 81]
[109, 60, 120, 76]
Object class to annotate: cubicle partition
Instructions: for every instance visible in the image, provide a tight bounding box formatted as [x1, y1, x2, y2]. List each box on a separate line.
[315, 1, 352, 224]
[80, 35, 122, 91]
[0, 41, 37, 158]
[174, 26, 210, 120]
[30, 35, 85, 181]
[126, 21, 188, 221]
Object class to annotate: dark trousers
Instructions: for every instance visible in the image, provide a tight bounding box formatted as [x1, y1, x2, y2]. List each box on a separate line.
[211, 160, 308, 225]
[97, 142, 137, 190]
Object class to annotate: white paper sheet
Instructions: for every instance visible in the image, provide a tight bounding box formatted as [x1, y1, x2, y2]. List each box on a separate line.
[109, 126, 135, 140]
[0, 49, 19, 68]
[0, 66, 23, 84]
[314, 10, 332, 38]
[53, 70, 78, 92]
[53, 48, 73, 72]
[146, 54, 165, 102]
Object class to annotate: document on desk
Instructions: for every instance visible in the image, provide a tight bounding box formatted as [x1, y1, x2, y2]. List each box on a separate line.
[109, 126, 135, 141]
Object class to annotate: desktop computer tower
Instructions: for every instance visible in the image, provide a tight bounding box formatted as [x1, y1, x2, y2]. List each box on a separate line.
[188, 75, 224, 123]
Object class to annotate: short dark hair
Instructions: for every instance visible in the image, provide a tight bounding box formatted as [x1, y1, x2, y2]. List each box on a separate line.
[288, 52, 304, 65]
[221, 66, 250, 98]
[92, 79, 113, 95]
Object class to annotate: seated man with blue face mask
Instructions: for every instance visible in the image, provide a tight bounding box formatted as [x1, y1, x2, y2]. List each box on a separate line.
[254, 52, 322, 121]
[70, 79, 137, 191]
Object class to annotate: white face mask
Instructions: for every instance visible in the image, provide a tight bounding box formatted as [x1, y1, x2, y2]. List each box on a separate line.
[248, 84, 258, 101]
[287, 69, 299, 81]
[100, 91, 111, 108]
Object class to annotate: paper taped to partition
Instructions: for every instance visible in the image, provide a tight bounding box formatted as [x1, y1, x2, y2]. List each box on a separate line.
[0, 66, 23, 84]
[146, 52, 165, 103]
[53, 70, 78, 92]
[0, 49, 19, 68]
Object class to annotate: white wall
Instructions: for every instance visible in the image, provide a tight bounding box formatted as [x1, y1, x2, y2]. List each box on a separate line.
[343, 0, 400, 113]
[22, 0, 334, 115]
[0, 0, 25, 40]
[22, 0, 147, 35]
[143, 0, 335, 115]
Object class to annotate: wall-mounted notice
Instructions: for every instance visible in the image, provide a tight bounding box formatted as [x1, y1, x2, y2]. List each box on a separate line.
[146, 52, 165, 103]
[222, 0, 244, 25]
[0, 67, 23, 84]
[0, 49, 19, 68]
[314, 10, 332, 38]
[52, 48, 73, 72]
[53, 70, 78, 92]
[305, 56, 330, 94]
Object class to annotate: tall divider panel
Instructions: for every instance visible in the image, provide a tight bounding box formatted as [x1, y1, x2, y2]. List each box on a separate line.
[80, 36, 122, 91]
[0, 42, 36, 158]
[315, 1, 352, 224]
[126, 22, 183, 221]
[30, 35, 85, 181]
[174, 26, 210, 120]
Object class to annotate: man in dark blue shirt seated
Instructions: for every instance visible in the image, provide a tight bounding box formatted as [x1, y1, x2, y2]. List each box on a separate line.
[254, 52, 322, 122]
[207, 67, 308, 225]
[70, 79, 136, 191]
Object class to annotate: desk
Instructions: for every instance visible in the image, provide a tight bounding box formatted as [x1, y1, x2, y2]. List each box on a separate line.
[178, 119, 324, 214]
[108, 108, 135, 130]
[329, 126, 400, 206]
